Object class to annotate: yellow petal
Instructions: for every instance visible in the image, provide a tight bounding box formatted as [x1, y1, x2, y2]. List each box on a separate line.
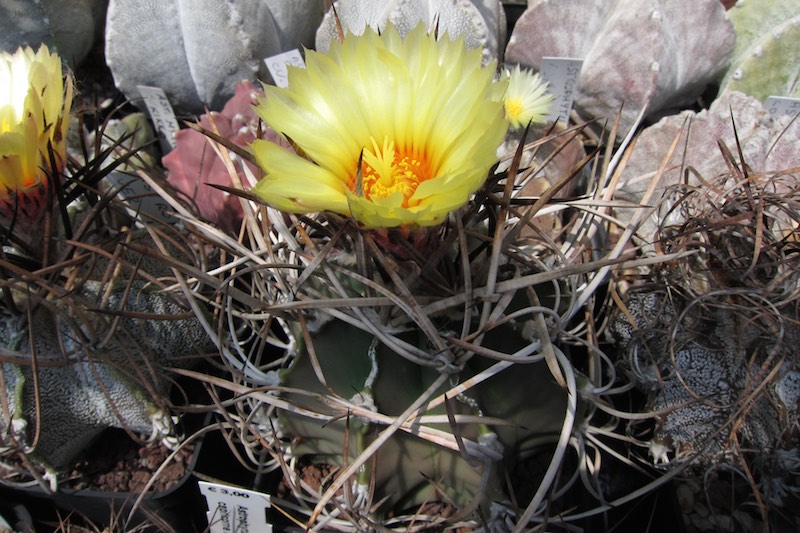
[249, 22, 509, 228]
[251, 140, 349, 214]
[0, 43, 70, 220]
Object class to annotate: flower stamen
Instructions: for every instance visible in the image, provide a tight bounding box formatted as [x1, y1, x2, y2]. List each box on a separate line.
[358, 136, 432, 207]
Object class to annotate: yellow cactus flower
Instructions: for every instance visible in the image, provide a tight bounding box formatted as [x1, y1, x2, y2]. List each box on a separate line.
[251, 23, 508, 228]
[0, 44, 72, 223]
[503, 65, 554, 130]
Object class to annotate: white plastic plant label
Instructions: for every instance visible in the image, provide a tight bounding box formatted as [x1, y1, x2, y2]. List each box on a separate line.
[105, 170, 177, 224]
[136, 85, 180, 153]
[199, 481, 273, 533]
[764, 96, 800, 119]
[539, 57, 584, 126]
[264, 49, 305, 88]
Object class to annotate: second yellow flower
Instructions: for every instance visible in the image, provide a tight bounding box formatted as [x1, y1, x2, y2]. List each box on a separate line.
[0, 44, 71, 224]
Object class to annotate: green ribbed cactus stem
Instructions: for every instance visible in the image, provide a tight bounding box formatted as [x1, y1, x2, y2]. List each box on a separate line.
[277, 301, 572, 513]
[719, 0, 800, 99]
[278, 319, 499, 511]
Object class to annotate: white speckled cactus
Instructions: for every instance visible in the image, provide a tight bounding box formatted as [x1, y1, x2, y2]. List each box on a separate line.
[105, 0, 325, 114]
[609, 86, 800, 530]
[718, 0, 800, 99]
[315, 0, 506, 63]
[612, 289, 799, 466]
[0, 228, 213, 474]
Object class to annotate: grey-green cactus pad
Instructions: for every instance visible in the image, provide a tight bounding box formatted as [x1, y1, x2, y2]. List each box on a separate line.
[719, 0, 800, 99]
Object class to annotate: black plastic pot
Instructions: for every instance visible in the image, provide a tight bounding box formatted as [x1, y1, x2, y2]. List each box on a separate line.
[0, 426, 208, 532]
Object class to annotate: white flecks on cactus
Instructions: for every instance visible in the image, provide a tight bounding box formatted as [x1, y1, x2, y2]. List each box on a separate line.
[0, 0, 106, 66]
[1, 304, 155, 469]
[0, 282, 209, 469]
[718, 0, 800, 99]
[315, 0, 506, 63]
[505, 0, 736, 134]
[612, 290, 795, 466]
[0, 230, 214, 470]
[105, 0, 325, 114]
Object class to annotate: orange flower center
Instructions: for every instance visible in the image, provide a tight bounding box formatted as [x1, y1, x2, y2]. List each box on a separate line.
[353, 137, 433, 208]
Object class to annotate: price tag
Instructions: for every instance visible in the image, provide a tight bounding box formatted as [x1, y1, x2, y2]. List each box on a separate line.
[105, 171, 177, 224]
[199, 481, 273, 533]
[539, 57, 583, 126]
[764, 96, 800, 119]
[137, 85, 180, 153]
[264, 49, 305, 88]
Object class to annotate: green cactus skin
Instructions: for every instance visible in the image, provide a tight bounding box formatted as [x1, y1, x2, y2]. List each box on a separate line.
[277, 301, 571, 513]
[719, 0, 800, 99]
[278, 320, 497, 510]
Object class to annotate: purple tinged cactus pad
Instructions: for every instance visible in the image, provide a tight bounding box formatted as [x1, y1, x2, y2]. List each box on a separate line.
[163, 81, 260, 235]
[315, 0, 506, 63]
[719, 0, 800, 99]
[163, 80, 291, 235]
[505, 0, 736, 133]
[614, 90, 800, 243]
[105, 0, 324, 114]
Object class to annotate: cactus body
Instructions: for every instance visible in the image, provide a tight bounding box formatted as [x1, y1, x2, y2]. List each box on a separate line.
[315, 0, 506, 64]
[615, 90, 800, 245]
[0, 231, 213, 471]
[612, 290, 799, 465]
[275, 279, 572, 513]
[105, 0, 325, 114]
[505, 0, 736, 133]
[719, 0, 800, 99]
[0, 0, 106, 66]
